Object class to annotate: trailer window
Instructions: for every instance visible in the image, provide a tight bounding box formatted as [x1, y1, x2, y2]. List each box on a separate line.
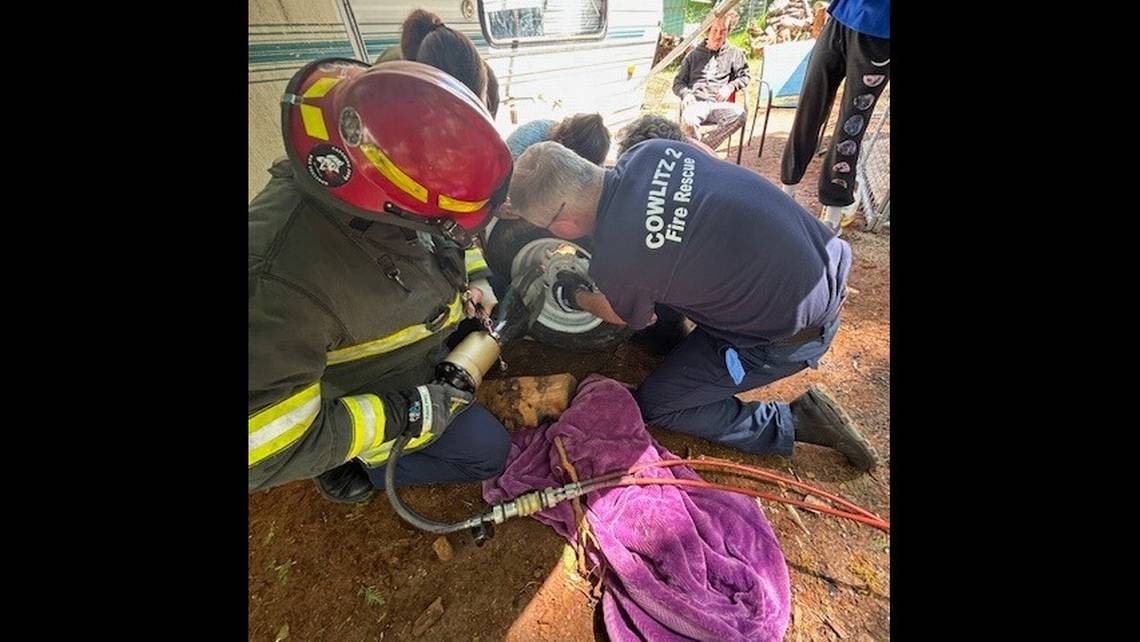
[480, 0, 607, 45]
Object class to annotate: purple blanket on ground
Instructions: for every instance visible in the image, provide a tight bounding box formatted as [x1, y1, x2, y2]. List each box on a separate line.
[483, 375, 790, 642]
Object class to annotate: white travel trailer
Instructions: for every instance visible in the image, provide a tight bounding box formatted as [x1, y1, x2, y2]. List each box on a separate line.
[249, 0, 664, 200]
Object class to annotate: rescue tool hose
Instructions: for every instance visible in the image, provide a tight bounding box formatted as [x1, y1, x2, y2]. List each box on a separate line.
[382, 271, 553, 541]
[385, 436, 890, 538]
[588, 458, 886, 523]
[575, 458, 889, 532]
[385, 430, 593, 542]
[585, 479, 889, 532]
[384, 433, 487, 534]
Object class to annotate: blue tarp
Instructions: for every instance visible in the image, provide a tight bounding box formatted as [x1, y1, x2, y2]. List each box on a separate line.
[762, 40, 816, 108]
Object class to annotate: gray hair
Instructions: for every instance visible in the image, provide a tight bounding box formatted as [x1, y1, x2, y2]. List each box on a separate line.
[508, 141, 598, 227]
[717, 9, 740, 31]
[617, 114, 684, 156]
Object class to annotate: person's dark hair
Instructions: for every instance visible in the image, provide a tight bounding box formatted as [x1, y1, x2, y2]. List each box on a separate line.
[484, 63, 500, 119]
[616, 114, 684, 156]
[548, 113, 611, 166]
[400, 9, 488, 107]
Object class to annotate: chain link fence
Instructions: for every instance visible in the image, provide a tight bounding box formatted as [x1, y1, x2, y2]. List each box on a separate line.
[856, 83, 889, 231]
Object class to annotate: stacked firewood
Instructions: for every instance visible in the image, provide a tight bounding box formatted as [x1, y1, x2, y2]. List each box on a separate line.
[749, 0, 822, 55]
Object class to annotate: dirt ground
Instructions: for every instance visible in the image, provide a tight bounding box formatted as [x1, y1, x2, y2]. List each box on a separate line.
[249, 108, 890, 641]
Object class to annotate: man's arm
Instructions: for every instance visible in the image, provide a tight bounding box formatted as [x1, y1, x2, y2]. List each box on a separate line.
[672, 52, 695, 100]
[731, 49, 751, 91]
[249, 276, 469, 492]
[574, 290, 657, 328]
[574, 289, 627, 325]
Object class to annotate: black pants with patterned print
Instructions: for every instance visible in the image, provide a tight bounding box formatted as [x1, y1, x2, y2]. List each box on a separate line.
[779, 18, 890, 207]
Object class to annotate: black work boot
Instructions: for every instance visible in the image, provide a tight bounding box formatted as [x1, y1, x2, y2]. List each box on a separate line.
[314, 461, 376, 504]
[790, 385, 880, 471]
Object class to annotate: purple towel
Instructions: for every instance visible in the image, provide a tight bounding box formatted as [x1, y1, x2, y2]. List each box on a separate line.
[483, 375, 791, 641]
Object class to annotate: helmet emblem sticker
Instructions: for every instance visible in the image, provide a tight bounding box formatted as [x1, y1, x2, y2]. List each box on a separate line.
[307, 144, 352, 187]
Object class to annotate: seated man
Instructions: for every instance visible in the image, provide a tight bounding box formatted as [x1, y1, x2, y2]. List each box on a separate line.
[672, 10, 750, 150]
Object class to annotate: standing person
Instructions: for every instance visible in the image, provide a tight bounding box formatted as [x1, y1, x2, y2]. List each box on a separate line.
[779, 0, 889, 235]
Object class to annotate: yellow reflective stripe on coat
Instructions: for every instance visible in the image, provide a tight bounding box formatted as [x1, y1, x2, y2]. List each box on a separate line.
[341, 394, 388, 460]
[357, 430, 437, 466]
[464, 248, 488, 275]
[326, 294, 463, 366]
[248, 383, 321, 467]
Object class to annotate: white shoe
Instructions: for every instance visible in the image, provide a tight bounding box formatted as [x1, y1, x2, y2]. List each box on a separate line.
[821, 205, 843, 237]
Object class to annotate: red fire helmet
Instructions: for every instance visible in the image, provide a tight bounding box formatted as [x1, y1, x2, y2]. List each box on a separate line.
[281, 58, 512, 244]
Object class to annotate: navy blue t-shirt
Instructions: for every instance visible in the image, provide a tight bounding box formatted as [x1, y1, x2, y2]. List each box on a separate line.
[589, 139, 851, 348]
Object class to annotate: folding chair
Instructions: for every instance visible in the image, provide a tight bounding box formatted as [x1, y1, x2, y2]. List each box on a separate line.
[748, 67, 774, 161]
[747, 39, 816, 161]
